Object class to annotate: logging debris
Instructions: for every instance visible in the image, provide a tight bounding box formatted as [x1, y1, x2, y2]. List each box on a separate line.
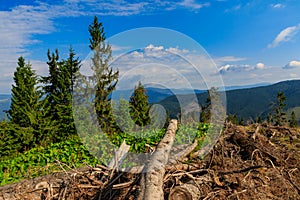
[0, 122, 300, 200]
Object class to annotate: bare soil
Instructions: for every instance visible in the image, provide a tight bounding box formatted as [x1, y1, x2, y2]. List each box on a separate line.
[1, 123, 300, 200]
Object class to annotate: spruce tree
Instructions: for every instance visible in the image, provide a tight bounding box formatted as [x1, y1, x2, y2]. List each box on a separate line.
[227, 114, 238, 124]
[42, 48, 80, 140]
[129, 81, 150, 128]
[55, 47, 81, 136]
[8, 57, 39, 127]
[200, 87, 225, 124]
[200, 91, 211, 123]
[239, 117, 245, 125]
[272, 91, 287, 126]
[42, 49, 60, 119]
[289, 111, 298, 128]
[7, 57, 52, 148]
[88, 16, 119, 133]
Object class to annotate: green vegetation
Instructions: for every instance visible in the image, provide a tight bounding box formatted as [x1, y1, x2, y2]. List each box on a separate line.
[0, 123, 211, 186]
[0, 135, 100, 186]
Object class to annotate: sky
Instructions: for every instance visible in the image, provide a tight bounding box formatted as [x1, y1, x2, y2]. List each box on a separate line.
[1, 0, 300, 93]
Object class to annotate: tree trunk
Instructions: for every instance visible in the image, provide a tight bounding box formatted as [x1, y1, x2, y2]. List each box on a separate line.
[138, 119, 178, 200]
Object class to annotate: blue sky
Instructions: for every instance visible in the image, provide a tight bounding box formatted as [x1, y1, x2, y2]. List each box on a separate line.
[1, 0, 300, 93]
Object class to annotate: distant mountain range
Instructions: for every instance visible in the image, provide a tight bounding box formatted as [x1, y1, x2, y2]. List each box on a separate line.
[0, 80, 299, 122]
[112, 87, 206, 103]
[159, 80, 300, 122]
[0, 94, 10, 120]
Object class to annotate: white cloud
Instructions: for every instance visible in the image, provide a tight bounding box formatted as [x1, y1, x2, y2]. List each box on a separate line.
[145, 44, 164, 51]
[104, 44, 221, 90]
[214, 56, 247, 63]
[178, 0, 210, 10]
[283, 60, 300, 69]
[111, 44, 131, 52]
[256, 62, 265, 69]
[218, 62, 265, 74]
[166, 47, 189, 54]
[268, 24, 300, 48]
[225, 4, 241, 12]
[271, 3, 285, 9]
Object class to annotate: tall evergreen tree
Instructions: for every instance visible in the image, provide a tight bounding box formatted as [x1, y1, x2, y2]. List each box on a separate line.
[272, 91, 287, 126]
[200, 87, 225, 124]
[200, 90, 211, 123]
[7, 57, 55, 148]
[55, 47, 81, 136]
[42, 49, 60, 119]
[42, 48, 81, 140]
[88, 16, 119, 133]
[129, 81, 150, 128]
[8, 57, 39, 127]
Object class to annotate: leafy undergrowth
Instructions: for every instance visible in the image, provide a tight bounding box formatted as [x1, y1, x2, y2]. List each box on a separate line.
[0, 135, 101, 186]
[109, 123, 210, 153]
[0, 123, 210, 187]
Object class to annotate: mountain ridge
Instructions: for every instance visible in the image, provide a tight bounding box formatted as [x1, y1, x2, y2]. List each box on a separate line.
[158, 79, 300, 121]
[0, 80, 299, 121]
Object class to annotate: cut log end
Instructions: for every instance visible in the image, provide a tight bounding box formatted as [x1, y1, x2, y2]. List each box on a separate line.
[169, 187, 193, 200]
[168, 181, 202, 200]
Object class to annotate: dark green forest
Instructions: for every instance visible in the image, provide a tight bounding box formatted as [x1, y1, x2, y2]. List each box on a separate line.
[159, 80, 300, 124]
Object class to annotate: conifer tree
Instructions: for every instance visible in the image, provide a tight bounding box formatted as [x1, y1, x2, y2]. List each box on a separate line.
[200, 91, 211, 123]
[8, 57, 39, 127]
[200, 87, 225, 124]
[113, 98, 134, 133]
[42, 48, 80, 140]
[227, 114, 238, 124]
[129, 81, 150, 128]
[239, 117, 245, 125]
[272, 91, 287, 126]
[88, 16, 119, 133]
[7, 57, 55, 148]
[289, 111, 298, 128]
[42, 49, 60, 119]
[55, 48, 81, 135]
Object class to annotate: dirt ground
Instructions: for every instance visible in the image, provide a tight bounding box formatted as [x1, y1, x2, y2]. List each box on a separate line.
[1, 123, 300, 200]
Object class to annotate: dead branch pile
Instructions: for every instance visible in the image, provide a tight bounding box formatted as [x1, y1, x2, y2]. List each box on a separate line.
[1, 122, 300, 200]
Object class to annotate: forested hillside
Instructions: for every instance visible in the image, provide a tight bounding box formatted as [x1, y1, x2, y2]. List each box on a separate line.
[0, 94, 10, 120]
[159, 79, 300, 122]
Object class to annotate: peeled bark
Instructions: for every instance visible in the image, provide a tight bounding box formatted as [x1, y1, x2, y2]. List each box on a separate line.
[108, 140, 130, 169]
[138, 119, 178, 200]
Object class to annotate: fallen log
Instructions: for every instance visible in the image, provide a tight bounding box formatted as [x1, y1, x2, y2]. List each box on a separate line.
[138, 119, 178, 200]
